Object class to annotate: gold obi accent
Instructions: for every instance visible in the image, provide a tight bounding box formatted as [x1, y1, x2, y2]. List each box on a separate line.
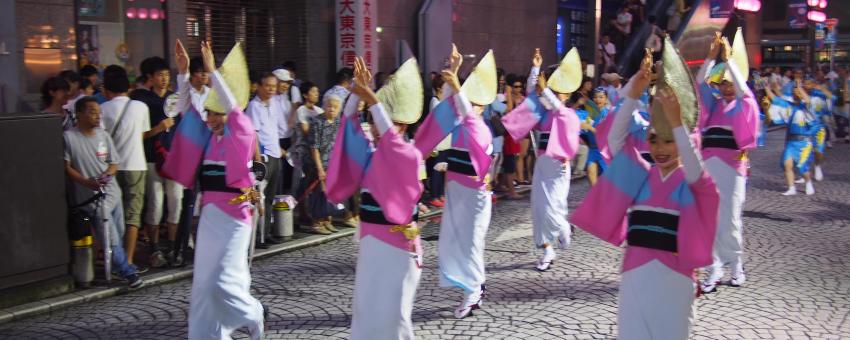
[390, 223, 420, 240]
[737, 150, 749, 161]
[229, 193, 250, 205]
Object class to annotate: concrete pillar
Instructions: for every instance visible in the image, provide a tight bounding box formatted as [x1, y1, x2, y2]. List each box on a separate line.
[0, 0, 19, 114]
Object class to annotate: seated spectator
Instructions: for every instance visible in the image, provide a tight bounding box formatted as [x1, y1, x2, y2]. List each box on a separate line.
[64, 97, 144, 289]
[302, 95, 343, 235]
[41, 76, 72, 130]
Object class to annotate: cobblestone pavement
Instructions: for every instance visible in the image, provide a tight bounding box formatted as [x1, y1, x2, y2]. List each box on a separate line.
[2, 130, 850, 339]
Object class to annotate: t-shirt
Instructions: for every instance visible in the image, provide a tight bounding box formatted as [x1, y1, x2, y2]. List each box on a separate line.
[100, 96, 151, 171]
[63, 127, 121, 205]
[130, 88, 176, 162]
[296, 105, 324, 125]
[275, 90, 301, 139]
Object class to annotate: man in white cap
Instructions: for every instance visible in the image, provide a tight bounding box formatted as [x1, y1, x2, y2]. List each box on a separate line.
[602, 72, 623, 105]
[272, 68, 301, 194]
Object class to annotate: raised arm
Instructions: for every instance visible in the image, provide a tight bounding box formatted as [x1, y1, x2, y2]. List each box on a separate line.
[174, 39, 194, 114]
[527, 48, 542, 95]
[350, 56, 392, 136]
[202, 41, 238, 112]
[656, 87, 704, 183]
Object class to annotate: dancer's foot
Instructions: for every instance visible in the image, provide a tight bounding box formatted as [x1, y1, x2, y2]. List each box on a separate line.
[730, 272, 746, 287]
[814, 166, 824, 181]
[454, 285, 485, 319]
[795, 178, 806, 184]
[782, 187, 797, 196]
[805, 181, 815, 195]
[535, 247, 556, 272]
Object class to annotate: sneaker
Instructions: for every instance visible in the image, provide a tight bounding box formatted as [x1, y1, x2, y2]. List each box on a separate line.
[730, 273, 746, 287]
[814, 166, 824, 181]
[126, 274, 144, 289]
[428, 199, 445, 207]
[149, 250, 168, 268]
[805, 181, 815, 195]
[311, 224, 332, 235]
[323, 221, 339, 233]
[795, 178, 806, 184]
[131, 264, 149, 274]
[782, 187, 797, 196]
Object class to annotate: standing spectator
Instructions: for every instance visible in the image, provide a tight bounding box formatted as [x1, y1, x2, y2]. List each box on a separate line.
[292, 82, 324, 230]
[666, 0, 690, 33]
[273, 68, 302, 195]
[303, 95, 343, 234]
[282, 61, 303, 88]
[324, 67, 353, 106]
[131, 56, 182, 268]
[64, 97, 144, 288]
[612, 7, 633, 50]
[60, 71, 84, 117]
[101, 66, 151, 271]
[79, 65, 100, 96]
[41, 76, 72, 130]
[510, 75, 532, 185]
[598, 35, 617, 73]
[602, 73, 623, 105]
[246, 73, 284, 246]
[80, 79, 95, 97]
[626, 0, 645, 28]
[426, 76, 449, 207]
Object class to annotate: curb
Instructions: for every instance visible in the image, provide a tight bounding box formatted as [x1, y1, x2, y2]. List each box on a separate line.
[0, 177, 558, 325]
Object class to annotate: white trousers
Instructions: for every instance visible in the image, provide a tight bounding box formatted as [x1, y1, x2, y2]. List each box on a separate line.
[144, 163, 184, 225]
[704, 158, 746, 275]
[188, 204, 263, 340]
[438, 180, 492, 292]
[618, 260, 696, 340]
[350, 236, 422, 340]
[531, 155, 572, 249]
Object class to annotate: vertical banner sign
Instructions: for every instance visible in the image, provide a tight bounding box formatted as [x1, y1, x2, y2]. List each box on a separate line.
[815, 23, 825, 50]
[336, 0, 378, 74]
[825, 18, 839, 44]
[788, 0, 808, 29]
[709, 0, 733, 18]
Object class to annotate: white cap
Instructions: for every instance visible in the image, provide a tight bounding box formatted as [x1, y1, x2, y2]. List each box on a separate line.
[272, 69, 293, 82]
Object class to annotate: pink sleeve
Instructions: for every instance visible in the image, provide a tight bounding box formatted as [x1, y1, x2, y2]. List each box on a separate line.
[326, 111, 371, 204]
[223, 108, 258, 189]
[365, 130, 424, 225]
[733, 96, 760, 151]
[161, 106, 210, 187]
[544, 107, 580, 160]
[414, 94, 466, 155]
[501, 94, 544, 141]
[675, 171, 719, 270]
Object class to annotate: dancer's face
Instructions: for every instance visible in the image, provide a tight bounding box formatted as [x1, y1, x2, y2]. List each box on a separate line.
[648, 132, 680, 171]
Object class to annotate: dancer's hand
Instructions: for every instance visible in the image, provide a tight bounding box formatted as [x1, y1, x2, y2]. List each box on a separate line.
[628, 49, 654, 99]
[531, 48, 542, 68]
[449, 43, 462, 74]
[201, 41, 216, 73]
[175, 39, 189, 75]
[655, 86, 682, 128]
[707, 32, 722, 60]
[351, 57, 378, 106]
[720, 36, 731, 62]
[536, 70, 547, 95]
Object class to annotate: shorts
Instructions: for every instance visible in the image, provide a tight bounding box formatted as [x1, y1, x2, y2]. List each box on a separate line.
[586, 147, 608, 173]
[116, 170, 146, 227]
[782, 140, 813, 174]
[814, 126, 826, 153]
[144, 163, 184, 225]
[501, 154, 518, 173]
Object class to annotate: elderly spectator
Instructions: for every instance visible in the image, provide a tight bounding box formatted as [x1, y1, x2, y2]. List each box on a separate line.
[303, 95, 343, 235]
[246, 72, 284, 248]
[64, 96, 144, 289]
[101, 66, 152, 271]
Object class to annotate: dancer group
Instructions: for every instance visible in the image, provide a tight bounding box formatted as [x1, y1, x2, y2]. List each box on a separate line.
[161, 26, 797, 339]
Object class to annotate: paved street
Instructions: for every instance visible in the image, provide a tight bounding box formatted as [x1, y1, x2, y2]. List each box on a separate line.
[2, 129, 850, 339]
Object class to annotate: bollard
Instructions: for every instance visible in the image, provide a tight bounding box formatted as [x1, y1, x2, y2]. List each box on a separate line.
[272, 195, 295, 240]
[71, 236, 94, 288]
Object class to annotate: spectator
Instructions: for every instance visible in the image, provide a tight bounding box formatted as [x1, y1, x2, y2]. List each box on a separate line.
[41, 76, 72, 130]
[598, 35, 617, 73]
[511, 75, 532, 185]
[131, 56, 182, 268]
[79, 64, 100, 95]
[176, 57, 210, 120]
[303, 95, 343, 235]
[612, 7, 633, 49]
[80, 79, 95, 97]
[292, 82, 323, 229]
[100, 66, 151, 272]
[426, 76, 449, 207]
[666, 0, 690, 33]
[282, 61, 303, 88]
[273, 68, 301, 195]
[60, 70, 85, 116]
[602, 73, 623, 104]
[324, 67, 353, 106]
[498, 75, 522, 199]
[64, 96, 144, 289]
[626, 0, 645, 28]
[245, 72, 284, 247]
